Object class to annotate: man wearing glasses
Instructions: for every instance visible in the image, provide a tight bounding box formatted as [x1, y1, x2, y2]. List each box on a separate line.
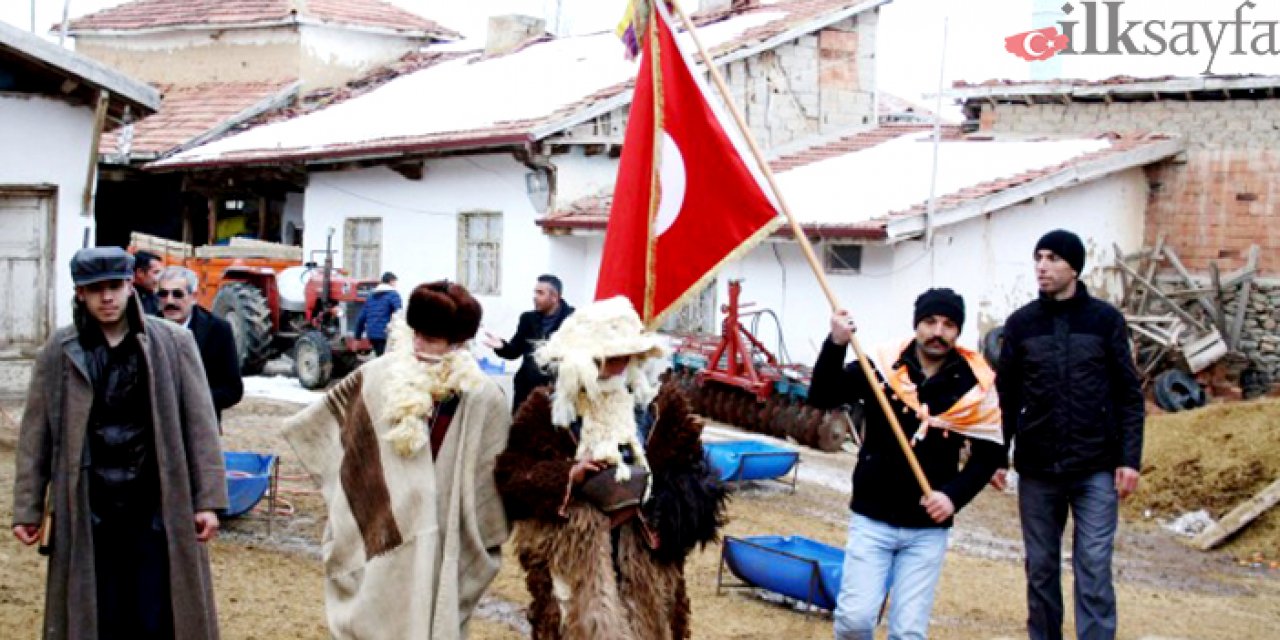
[158, 266, 243, 424]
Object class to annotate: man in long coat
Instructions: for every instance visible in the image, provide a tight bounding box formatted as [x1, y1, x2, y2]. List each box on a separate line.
[282, 281, 511, 639]
[12, 247, 228, 640]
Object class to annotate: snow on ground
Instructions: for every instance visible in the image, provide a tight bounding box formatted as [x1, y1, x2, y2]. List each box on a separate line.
[242, 375, 325, 405]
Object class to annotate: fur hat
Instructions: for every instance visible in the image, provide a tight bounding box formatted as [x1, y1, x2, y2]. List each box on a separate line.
[535, 296, 668, 426]
[405, 280, 482, 344]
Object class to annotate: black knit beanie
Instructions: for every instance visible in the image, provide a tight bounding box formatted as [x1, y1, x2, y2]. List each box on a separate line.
[1034, 229, 1086, 275]
[913, 288, 965, 332]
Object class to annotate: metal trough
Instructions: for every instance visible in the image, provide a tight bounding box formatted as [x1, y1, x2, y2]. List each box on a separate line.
[717, 535, 844, 611]
[704, 440, 800, 492]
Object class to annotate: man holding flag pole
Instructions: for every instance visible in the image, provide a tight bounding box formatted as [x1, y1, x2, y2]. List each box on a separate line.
[597, 0, 934, 496]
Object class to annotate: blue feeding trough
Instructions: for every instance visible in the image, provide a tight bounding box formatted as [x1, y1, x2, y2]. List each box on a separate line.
[224, 452, 278, 519]
[704, 440, 800, 492]
[718, 535, 844, 611]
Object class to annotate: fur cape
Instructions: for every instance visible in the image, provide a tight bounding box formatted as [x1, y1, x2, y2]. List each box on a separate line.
[282, 326, 511, 639]
[495, 383, 727, 639]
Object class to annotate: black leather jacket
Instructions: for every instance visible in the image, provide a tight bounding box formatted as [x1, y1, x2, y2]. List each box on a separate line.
[80, 321, 160, 520]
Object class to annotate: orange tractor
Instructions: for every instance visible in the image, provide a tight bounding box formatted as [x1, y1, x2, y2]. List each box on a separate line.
[132, 230, 377, 389]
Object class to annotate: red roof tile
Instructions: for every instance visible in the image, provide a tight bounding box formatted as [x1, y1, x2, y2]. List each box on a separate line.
[101, 80, 297, 158]
[67, 0, 459, 39]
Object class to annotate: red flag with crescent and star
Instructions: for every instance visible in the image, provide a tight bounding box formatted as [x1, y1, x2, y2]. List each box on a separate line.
[595, 1, 782, 328]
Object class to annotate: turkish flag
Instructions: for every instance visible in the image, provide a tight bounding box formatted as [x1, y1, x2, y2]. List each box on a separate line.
[595, 2, 781, 327]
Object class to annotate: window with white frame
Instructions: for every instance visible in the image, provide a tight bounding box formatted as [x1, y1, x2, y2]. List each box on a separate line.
[823, 242, 863, 275]
[343, 217, 382, 280]
[458, 211, 502, 295]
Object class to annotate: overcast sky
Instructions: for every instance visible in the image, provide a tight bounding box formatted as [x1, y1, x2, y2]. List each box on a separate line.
[4, 0, 1278, 105]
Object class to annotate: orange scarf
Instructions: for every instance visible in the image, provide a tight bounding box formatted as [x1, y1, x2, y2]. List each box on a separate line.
[870, 340, 1004, 445]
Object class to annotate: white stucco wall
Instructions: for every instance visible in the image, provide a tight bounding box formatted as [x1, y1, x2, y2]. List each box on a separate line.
[301, 154, 556, 346]
[0, 93, 98, 329]
[552, 168, 1149, 367]
[552, 148, 620, 204]
[300, 25, 422, 91]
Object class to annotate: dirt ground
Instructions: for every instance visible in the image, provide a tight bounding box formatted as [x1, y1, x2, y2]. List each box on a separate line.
[0, 395, 1278, 639]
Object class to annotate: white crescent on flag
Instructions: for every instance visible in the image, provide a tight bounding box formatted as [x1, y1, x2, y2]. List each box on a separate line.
[654, 131, 687, 237]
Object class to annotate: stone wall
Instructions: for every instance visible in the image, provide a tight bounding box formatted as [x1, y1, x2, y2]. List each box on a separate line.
[553, 12, 880, 149]
[1223, 282, 1280, 388]
[972, 97, 1280, 275]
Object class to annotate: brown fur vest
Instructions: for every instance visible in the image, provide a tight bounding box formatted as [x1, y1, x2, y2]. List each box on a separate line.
[496, 384, 725, 640]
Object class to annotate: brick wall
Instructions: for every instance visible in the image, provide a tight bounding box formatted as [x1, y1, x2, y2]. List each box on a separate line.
[974, 98, 1280, 275]
[722, 12, 877, 148]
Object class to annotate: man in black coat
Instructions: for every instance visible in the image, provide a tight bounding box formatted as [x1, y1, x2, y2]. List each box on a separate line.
[158, 267, 243, 424]
[809, 288, 1005, 640]
[483, 274, 575, 413]
[994, 229, 1145, 640]
[133, 251, 164, 316]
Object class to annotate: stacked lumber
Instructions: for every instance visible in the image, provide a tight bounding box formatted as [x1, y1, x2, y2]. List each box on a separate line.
[1114, 237, 1261, 389]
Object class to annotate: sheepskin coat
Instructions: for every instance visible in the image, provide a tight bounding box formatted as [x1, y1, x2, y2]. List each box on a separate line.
[495, 384, 726, 640]
[282, 347, 511, 639]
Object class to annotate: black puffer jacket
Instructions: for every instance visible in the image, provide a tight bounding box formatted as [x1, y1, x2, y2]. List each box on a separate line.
[997, 283, 1145, 479]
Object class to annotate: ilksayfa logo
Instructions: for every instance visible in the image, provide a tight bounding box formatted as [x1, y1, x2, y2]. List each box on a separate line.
[1005, 1, 1280, 73]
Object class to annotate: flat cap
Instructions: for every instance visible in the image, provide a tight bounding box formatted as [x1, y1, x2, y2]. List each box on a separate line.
[70, 247, 135, 286]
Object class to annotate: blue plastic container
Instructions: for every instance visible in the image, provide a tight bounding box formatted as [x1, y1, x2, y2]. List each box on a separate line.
[704, 440, 799, 483]
[224, 452, 277, 518]
[722, 535, 844, 610]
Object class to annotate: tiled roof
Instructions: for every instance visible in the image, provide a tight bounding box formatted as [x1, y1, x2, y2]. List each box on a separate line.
[67, 0, 460, 39]
[949, 74, 1280, 103]
[541, 129, 1183, 241]
[151, 0, 891, 170]
[101, 80, 298, 159]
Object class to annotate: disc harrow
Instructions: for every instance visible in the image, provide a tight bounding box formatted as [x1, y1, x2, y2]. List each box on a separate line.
[669, 281, 854, 452]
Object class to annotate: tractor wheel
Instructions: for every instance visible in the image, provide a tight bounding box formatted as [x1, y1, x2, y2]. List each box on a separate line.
[294, 331, 333, 390]
[211, 281, 272, 375]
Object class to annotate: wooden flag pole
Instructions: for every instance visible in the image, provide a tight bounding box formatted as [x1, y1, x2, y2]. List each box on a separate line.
[667, 1, 932, 495]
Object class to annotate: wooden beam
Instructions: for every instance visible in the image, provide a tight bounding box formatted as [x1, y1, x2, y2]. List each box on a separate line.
[1228, 245, 1261, 349]
[1193, 478, 1280, 551]
[1112, 250, 1207, 332]
[207, 196, 217, 245]
[1209, 261, 1225, 336]
[81, 90, 109, 218]
[1135, 234, 1165, 315]
[257, 196, 268, 240]
[1163, 245, 1225, 333]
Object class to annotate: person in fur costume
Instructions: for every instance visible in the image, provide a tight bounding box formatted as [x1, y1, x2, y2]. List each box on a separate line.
[282, 281, 511, 639]
[495, 296, 728, 640]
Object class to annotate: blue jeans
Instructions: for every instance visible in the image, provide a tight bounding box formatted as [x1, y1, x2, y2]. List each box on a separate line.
[833, 513, 950, 640]
[1019, 471, 1118, 640]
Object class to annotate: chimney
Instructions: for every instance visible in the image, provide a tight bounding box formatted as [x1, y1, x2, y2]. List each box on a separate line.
[486, 15, 547, 57]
